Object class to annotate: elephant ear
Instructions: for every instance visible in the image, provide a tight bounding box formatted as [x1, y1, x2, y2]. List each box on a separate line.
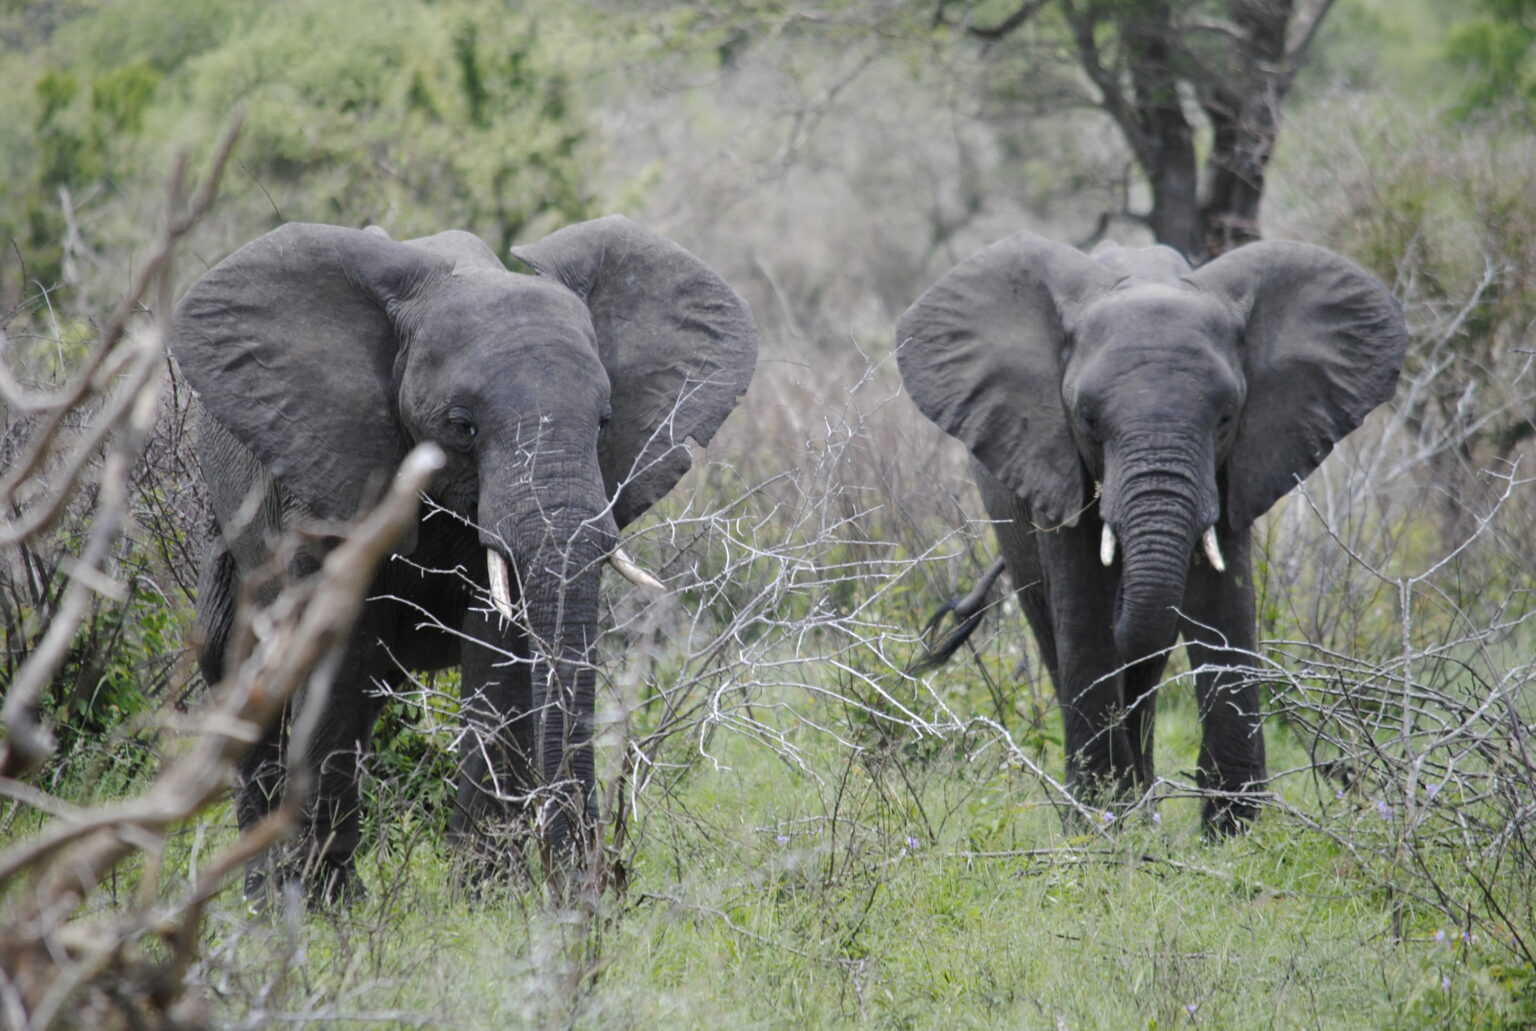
[896, 230, 1113, 527]
[1189, 241, 1406, 529]
[511, 216, 758, 529]
[169, 223, 450, 520]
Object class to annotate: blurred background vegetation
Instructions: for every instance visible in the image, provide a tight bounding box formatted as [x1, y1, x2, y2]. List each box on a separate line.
[3, 0, 1536, 1027]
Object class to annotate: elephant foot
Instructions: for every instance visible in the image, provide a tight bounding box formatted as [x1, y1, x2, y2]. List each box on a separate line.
[242, 852, 368, 913]
[309, 857, 368, 908]
[450, 843, 533, 901]
[1198, 772, 1266, 837]
[1201, 795, 1261, 837]
[1058, 768, 1150, 834]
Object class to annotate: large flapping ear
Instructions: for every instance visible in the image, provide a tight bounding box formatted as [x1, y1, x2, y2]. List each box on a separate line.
[169, 223, 450, 520]
[1188, 241, 1406, 529]
[895, 230, 1113, 527]
[511, 216, 758, 529]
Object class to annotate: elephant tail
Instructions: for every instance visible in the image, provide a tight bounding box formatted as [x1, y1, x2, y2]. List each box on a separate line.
[909, 557, 1007, 673]
[193, 532, 239, 687]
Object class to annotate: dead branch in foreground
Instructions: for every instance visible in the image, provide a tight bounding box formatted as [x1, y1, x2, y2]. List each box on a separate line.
[0, 108, 446, 1031]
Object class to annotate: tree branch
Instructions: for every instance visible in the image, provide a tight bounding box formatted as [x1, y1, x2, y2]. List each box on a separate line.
[1285, 0, 1337, 68]
[1059, 0, 1153, 170]
[966, 0, 1050, 40]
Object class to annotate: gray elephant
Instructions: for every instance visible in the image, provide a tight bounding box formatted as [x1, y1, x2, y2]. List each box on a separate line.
[170, 216, 756, 899]
[897, 231, 1405, 832]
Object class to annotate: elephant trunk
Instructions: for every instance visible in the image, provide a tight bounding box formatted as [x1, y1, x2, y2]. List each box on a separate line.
[524, 567, 602, 866]
[1103, 431, 1220, 660]
[486, 462, 616, 869]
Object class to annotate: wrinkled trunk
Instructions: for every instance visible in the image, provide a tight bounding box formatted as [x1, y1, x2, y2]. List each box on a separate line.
[1103, 433, 1217, 660]
[523, 558, 602, 865]
[486, 457, 615, 870]
[1112, 496, 1198, 660]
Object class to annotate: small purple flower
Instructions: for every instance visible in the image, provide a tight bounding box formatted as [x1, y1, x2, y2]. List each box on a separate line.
[1424, 782, 1441, 797]
[1462, 929, 1475, 945]
[1335, 789, 1346, 800]
[1434, 929, 1447, 944]
[1185, 1002, 1199, 1018]
[905, 835, 921, 851]
[1101, 810, 1116, 824]
[1375, 799, 1393, 820]
[1442, 975, 1452, 991]
[1151, 811, 1163, 826]
[775, 834, 790, 847]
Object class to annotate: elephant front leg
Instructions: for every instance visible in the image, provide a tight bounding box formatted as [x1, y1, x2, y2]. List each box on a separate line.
[290, 659, 394, 906]
[1042, 524, 1161, 820]
[1121, 654, 1172, 790]
[235, 718, 287, 901]
[1182, 526, 1267, 835]
[450, 607, 536, 879]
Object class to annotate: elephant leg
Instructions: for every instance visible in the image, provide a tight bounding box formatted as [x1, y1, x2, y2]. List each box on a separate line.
[973, 460, 1059, 680]
[194, 535, 293, 900]
[1041, 523, 1145, 814]
[249, 605, 397, 908]
[235, 716, 288, 901]
[1182, 525, 1266, 835]
[450, 606, 536, 876]
[976, 464, 1150, 818]
[300, 659, 395, 904]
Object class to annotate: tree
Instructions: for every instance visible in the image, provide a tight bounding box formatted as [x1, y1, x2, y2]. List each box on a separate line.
[1448, 0, 1536, 120]
[936, 0, 1337, 259]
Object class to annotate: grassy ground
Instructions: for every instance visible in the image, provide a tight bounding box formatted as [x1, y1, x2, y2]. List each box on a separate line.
[104, 681, 1519, 1030]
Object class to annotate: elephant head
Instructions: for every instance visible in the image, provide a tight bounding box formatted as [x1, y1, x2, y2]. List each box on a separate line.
[897, 230, 1404, 658]
[170, 217, 755, 858]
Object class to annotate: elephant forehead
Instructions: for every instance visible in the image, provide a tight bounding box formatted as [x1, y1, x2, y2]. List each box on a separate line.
[417, 275, 599, 355]
[1093, 242, 1192, 283]
[1075, 286, 1239, 346]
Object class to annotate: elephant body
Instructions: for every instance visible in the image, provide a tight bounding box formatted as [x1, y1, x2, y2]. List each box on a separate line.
[172, 217, 755, 900]
[898, 232, 1405, 831]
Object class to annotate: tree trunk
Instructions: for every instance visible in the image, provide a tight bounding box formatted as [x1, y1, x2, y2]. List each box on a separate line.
[1126, 0, 1203, 259]
[1197, 1, 1295, 258]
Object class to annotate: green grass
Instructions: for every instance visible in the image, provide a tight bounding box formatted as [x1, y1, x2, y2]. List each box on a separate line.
[106, 684, 1528, 1030]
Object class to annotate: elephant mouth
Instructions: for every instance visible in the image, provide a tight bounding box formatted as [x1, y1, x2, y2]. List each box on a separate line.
[483, 545, 664, 621]
[1098, 522, 1226, 572]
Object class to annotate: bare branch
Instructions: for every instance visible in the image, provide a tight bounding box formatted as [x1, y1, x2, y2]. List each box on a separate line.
[966, 0, 1049, 40]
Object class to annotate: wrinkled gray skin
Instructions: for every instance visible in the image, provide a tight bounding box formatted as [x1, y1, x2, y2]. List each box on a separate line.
[171, 217, 755, 900]
[898, 231, 1404, 832]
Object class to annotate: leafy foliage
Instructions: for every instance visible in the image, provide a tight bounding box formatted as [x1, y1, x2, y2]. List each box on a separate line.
[1448, 0, 1536, 118]
[0, 0, 600, 314]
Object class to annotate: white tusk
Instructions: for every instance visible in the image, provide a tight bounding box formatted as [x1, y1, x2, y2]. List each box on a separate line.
[1100, 523, 1117, 567]
[1201, 527, 1226, 573]
[486, 549, 516, 621]
[610, 546, 664, 592]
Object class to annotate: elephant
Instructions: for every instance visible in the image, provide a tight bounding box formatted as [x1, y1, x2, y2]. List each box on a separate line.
[897, 230, 1405, 833]
[169, 216, 756, 900]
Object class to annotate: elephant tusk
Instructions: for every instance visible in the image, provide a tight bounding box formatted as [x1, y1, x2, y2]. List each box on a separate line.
[609, 546, 664, 592]
[1201, 527, 1226, 573]
[1100, 524, 1117, 567]
[486, 549, 516, 621]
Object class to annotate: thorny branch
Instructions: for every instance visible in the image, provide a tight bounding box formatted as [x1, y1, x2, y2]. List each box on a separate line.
[0, 106, 445, 1029]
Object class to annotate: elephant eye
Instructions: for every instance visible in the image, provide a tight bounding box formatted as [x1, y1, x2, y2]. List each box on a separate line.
[599, 400, 612, 430]
[446, 407, 477, 448]
[1078, 403, 1101, 436]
